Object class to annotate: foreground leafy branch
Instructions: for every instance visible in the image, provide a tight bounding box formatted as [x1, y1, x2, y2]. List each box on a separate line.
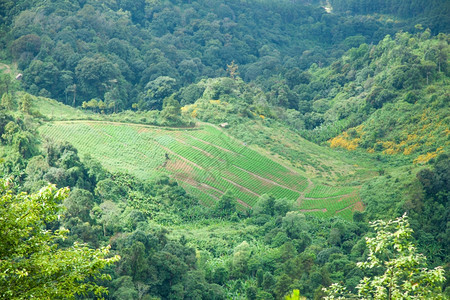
[324, 214, 445, 300]
[0, 178, 120, 299]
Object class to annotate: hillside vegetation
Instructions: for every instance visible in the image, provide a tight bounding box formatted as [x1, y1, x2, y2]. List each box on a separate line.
[38, 117, 362, 220]
[0, 0, 449, 299]
[1, 0, 447, 109]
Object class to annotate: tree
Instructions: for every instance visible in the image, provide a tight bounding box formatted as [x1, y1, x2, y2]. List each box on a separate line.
[141, 76, 177, 110]
[75, 55, 121, 104]
[323, 214, 445, 300]
[214, 190, 237, 218]
[160, 95, 182, 125]
[226, 61, 239, 80]
[0, 179, 120, 299]
[1, 93, 13, 110]
[285, 289, 306, 300]
[20, 93, 31, 114]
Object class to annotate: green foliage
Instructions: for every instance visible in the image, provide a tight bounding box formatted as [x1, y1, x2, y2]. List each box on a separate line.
[323, 214, 446, 299]
[20, 93, 31, 114]
[1, 93, 13, 110]
[160, 95, 182, 125]
[0, 3, 448, 299]
[2, 0, 437, 109]
[214, 190, 237, 218]
[285, 289, 306, 300]
[0, 178, 120, 299]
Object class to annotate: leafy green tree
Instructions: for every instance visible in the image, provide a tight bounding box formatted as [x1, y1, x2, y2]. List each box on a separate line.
[1, 93, 13, 110]
[285, 289, 306, 300]
[10, 34, 41, 59]
[141, 76, 177, 110]
[20, 93, 31, 114]
[323, 214, 445, 299]
[0, 179, 120, 299]
[160, 95, 182, 125]
[75, 55, 121, 104]
[23, 59, 61, 98]
[214, 190, 237, 218]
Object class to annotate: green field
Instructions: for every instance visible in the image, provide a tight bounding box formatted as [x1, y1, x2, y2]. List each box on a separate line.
[39, 120, 362, 220]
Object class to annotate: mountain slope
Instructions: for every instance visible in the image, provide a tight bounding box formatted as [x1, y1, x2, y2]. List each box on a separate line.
[38, 116, 363, 220]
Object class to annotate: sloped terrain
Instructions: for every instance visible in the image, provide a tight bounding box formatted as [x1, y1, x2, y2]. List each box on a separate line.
[39, 118, 362, 220]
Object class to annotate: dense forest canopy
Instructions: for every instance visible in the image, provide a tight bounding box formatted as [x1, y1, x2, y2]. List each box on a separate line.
[1, 0, 448, 109]
[0, 0, 449, 299]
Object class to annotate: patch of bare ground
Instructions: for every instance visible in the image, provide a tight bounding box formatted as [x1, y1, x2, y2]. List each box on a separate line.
[199, 183, 223, 195]
[352, 201, 364, 212]
[236, 199, 251, 208]
[336, 200, 364, 214]
[165, 159, 194, 175]
[221, 177, 260, 197]
[176, 178, 250, 208]
[338, 189, 359, 201]
[173, 137, 187, 144]
[137, 127, 150, 133]
[296, 178, 314, 205]
[336, 205, 355, 214]
[191, 145, 220, 159]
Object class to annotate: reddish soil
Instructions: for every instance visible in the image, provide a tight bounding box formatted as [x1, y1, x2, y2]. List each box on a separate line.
[165, 159, 194, 175]
[352, 201, 365, 212]
[336, 200, 364, 214]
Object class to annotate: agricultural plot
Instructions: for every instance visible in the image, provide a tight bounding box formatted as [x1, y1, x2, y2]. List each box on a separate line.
[305, 184, 356, 198]
[39, 121, 362, 220]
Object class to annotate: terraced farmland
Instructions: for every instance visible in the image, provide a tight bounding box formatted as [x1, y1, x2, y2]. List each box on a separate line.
[39, 121, 362, 220]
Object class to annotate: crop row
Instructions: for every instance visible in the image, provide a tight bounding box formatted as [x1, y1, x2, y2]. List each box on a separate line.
[306, 205, 355, 221]
[305, 184, 356, 198]
[163, 138, 301, 203]
[186, 130, 307, 191]
[39, 124, 166, 178]
[300, 193, 359, 210]
[224, 166, 300, 200]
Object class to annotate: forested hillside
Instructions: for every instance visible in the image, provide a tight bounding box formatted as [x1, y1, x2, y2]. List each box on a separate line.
[0, 0, 449, 299]
[2, 0, 447, 109]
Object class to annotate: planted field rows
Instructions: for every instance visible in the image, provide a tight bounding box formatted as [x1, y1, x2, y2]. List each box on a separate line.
[39, 121, 361, 219]
[305, 184, 356, 198]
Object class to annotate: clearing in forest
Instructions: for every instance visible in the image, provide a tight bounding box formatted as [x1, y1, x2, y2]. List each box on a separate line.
[39, 120, 361, 220]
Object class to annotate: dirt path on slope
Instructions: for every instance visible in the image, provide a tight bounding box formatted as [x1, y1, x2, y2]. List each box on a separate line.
[296, 178, 314, 205]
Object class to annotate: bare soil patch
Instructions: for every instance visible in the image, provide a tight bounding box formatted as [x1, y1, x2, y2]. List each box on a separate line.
[165, 159, 194, 175]
[352, 201, 364, 212]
